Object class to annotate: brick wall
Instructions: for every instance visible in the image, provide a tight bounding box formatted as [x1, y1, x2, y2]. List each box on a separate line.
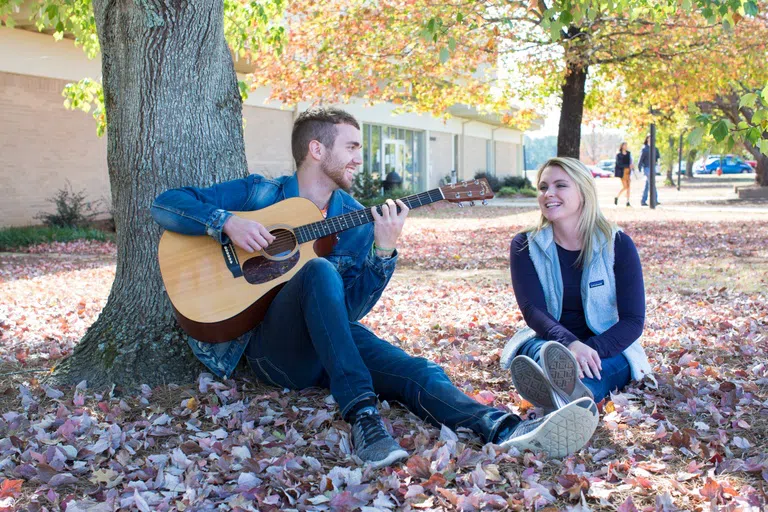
[427, 131, 452, 189]
[462, 135, 488, 181]
[0, 71, 110, 226]
[242, 106, 294, 177]
[0, 71, 297, 227]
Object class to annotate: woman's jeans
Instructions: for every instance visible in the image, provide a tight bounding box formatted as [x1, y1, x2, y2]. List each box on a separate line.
[516, 337, 631, 403]
[245, 258, 516, 442]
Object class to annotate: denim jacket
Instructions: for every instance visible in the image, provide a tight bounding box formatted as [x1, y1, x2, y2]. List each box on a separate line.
[151, 173, 398, 378]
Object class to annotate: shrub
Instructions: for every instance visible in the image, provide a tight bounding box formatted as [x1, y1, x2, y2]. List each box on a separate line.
[35, 181, 103, 228]
[0, 225, 113, 251]
[497, 187, 538, 198]
[357, 187, 413, 208]
[352, 170, 382, 200]
[502, 176, 533, 189]
[474, 172, 501, 192]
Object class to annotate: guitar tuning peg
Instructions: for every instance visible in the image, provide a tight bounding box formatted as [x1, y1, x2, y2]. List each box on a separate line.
[469, 201, 475, 207]
[482, 199, 488, 206]
[457, 202, 464, 208]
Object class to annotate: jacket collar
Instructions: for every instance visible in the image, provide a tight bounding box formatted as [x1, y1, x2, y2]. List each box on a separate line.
[531, 224, 613, 257]
[281, 172, 345, 217]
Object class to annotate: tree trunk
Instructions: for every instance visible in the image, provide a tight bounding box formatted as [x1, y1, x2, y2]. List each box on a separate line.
[49, 0, 248, 390]
[686, 149, 697, 178]
[754, 154, 768, 186]
[557, 59, 588, 159]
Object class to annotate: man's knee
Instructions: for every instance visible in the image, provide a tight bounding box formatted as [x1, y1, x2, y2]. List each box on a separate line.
[299, 258, 343, 291]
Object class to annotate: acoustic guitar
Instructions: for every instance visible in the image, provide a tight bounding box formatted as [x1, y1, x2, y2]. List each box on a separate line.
[157, 179, 494, 342]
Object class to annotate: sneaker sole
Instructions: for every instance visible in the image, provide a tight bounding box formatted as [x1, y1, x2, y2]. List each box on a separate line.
[367, 448, 409, 469]
[500, 398, 599, 458]
[511, 356, 556, 412]
[541, 342, 594, 402]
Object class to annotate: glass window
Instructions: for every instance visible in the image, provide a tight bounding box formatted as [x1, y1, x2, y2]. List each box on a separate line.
[363, 124, 371, 174]
[371, 126, 381, 178]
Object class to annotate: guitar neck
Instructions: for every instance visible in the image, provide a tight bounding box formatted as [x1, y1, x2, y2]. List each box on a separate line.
[294, 188, 445, 244]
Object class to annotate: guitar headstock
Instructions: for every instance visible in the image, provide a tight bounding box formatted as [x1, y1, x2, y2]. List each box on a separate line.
[439, 178, 495, 204]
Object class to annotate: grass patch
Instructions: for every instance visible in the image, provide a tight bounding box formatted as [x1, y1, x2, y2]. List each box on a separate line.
[497, 186, 537, 198]
[0, 225, 114, 251]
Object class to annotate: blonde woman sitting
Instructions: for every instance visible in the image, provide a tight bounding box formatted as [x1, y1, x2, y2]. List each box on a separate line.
[502, 157, 653, 413]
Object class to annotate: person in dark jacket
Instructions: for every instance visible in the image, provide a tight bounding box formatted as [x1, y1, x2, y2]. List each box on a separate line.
[613, 142, 634, 207]
[638, 136, 661, 206]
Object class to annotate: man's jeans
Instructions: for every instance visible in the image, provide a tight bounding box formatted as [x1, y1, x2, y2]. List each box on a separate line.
[640, 167, 658, 205]
[516, 337, 631, 403]
[245, 258, 516, 442]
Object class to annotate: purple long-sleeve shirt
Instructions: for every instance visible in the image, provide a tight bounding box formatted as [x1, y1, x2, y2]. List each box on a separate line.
[509, 231, 645, 359]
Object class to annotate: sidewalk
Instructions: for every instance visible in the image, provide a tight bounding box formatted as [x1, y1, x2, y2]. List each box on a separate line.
[488, 174, 768, 214]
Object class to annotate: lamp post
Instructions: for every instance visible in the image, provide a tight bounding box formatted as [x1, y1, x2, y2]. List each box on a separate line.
[677, 131, 685, 191]
[650, 124, 658, 209]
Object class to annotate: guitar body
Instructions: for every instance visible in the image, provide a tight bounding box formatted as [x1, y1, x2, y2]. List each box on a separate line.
[157, 197, 331, 342]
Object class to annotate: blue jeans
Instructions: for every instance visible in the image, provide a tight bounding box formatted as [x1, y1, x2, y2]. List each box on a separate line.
[516, 337, 631, 403]
[245, 258, 517, 442]
[640, 167, 658, 205]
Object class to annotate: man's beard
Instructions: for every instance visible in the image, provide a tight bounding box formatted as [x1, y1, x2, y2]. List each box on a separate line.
[321, 156, 353, 192]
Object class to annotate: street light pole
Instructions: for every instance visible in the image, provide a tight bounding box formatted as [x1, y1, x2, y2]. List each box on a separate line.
[677, 132, 684, 191]
[650, 124, 657, 209]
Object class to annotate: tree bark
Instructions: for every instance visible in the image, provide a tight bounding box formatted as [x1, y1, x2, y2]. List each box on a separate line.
[49, 0, 248, 390]
[557, 58, 588, 159]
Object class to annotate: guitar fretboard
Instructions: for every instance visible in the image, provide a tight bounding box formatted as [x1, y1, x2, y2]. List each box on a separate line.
[294, 189, 444, 244]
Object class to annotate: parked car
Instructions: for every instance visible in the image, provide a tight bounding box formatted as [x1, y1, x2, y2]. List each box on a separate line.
[746, 159, 757, 169]
[598, 159, 615, 173]
[694, 155, 753, 174]
[587, 164, 614, 178]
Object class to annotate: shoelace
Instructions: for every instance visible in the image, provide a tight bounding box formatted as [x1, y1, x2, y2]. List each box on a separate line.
[355, 410, 389, 448]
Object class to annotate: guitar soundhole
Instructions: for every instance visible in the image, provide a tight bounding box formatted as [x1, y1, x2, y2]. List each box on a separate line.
[242, 252, 300, 285]
[264, 228, 297, 257]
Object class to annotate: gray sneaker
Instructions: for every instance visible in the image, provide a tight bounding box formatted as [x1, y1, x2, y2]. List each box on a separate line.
[540, 341, 594, 403]
[497, 397, 599, 458]
[351, 406, 409, 468]
[510, 355, 569, 413]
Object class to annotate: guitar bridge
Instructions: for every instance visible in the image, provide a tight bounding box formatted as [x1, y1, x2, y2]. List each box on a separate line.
[222, 243, 243, 278]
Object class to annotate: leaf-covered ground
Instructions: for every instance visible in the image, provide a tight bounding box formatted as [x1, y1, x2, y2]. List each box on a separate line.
[1, 209, 767, 511]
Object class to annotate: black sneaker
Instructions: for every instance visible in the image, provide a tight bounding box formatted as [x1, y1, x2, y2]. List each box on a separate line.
[641, 202, 648, 206]
[351, 406, 408, 468]
[614, 197, 618, 206]
[497, 398, 599, 458]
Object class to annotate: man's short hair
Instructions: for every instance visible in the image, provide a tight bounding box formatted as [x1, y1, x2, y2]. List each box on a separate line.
[292, 107, 360, 168]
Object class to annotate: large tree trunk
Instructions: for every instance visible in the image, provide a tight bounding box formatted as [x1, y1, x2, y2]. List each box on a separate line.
[744, 140, 768, 187]
[557, 59, 588, 159]
[754, 154, 768, 186]
[49, 0, 248, 390]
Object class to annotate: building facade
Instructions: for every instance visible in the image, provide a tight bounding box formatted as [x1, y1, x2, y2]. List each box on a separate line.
[0, 26, 536, 227]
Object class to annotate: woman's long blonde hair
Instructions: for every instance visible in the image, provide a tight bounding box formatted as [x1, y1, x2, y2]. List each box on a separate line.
[526, 157, 616, 268]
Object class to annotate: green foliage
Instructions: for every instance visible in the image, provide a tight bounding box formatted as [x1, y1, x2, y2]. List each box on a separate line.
[35, 181, 103, 228]
[0, 225, 113, 250]
[474, 172, 501, 192]
[502, 175, 533, 189]
[357, 188, 413, 208]
[352, 170, 382, 201]
[497, 186, 537, 198]
[62, 78, 106, 136]
[691, 82, 768, 156]
[4, 0, 285, 132]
